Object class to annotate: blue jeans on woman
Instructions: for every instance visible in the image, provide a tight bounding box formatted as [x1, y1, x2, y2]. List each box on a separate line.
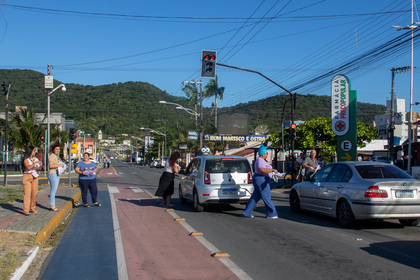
[48, 172, 60, 206]
[243, 174, 278, 218]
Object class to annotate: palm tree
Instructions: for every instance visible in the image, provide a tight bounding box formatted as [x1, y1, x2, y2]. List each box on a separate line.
[10, 106, 46, 150]
[182, 81, 199, 127]
[204, 76, 225, 127]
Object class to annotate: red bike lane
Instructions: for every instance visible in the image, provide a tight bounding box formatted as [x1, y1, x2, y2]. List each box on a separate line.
[110, 184, 243, 280]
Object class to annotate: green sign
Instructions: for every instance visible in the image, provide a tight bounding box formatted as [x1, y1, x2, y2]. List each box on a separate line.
[331, 75, 357, 162]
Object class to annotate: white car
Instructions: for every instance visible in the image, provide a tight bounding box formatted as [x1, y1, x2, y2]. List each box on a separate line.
[179, 155, 254, 212]
[289, 161, 420, 227]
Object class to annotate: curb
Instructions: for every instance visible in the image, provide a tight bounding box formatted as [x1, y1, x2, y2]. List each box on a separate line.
[34, 189, 81, 247]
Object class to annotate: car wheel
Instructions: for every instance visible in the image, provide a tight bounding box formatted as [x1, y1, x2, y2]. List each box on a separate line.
[289, 189, 301, 213]
[337, 199, 356, 227]
[398, 219, 420, 226]
[193, 189, 204, 212]
[179, 185, 187, 204]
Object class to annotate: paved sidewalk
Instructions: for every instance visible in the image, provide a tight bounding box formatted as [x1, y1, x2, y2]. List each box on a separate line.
[0, 182, 81, 246]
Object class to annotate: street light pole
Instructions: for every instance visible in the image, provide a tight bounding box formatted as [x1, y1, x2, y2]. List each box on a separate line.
[47, 83, 66, 172]
[393, 0, 418, 173]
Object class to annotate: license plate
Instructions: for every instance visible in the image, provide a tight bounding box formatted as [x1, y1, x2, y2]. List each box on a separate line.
[395, 190, 414, 198]
[222, 189, 246, 196]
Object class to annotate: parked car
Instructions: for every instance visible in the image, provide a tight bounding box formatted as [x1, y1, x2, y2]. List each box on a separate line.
[289, 161, 420, 227]
[150, 159, 159, 168]
[369, 156, 392, 163]
[178, 155, 254, 212]
[159, 156, 169, 168]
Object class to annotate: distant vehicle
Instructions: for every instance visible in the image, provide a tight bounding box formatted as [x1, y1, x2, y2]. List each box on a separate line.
[289, 161, 420, 227]
[178, 155, 254, 212]
[369, 156, 391, 163]
[89, 157, 98, 164]
[160, 156, 169, 168]
[150, 159, 159, 168]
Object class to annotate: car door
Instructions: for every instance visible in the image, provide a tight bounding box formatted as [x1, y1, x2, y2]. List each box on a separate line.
[301, 165, 334, 212]
[182, 159, 201, 200]
[321, 164, 352, 213]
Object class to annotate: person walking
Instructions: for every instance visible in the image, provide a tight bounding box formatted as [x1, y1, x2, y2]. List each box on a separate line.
[155, 152, 180, 208]
[243, 145, 279, 219]
[75, 152, 100, 208]
[48, 144, 65, 212]
[21, 146, 43, 215]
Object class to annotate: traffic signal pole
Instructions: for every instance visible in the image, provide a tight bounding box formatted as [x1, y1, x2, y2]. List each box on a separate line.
[2, 83, 10, 186]
[216, 62, 297, 184]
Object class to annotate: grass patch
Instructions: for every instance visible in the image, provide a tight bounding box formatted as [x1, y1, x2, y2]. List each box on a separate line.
[0, 232, 36, 280]
[0, 187, 24, 205]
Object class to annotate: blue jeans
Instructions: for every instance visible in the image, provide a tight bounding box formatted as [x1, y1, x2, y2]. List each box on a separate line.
[48, 172, 60, 206]
[243, 174, 278, 218]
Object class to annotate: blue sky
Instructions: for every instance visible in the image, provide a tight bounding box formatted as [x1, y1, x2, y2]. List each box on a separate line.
[0, 0, 419, 110]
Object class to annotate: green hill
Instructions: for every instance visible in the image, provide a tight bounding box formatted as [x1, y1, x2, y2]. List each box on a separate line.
[0, 69, 385, 136]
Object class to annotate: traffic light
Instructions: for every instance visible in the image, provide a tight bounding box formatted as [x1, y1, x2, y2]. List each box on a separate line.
[41, 135, 45, 144]
[8, 141, 13, 152]
[201, 50, 217, 78]
[69, 128, 77, 141]
[289, 123, 296, 140]
[290, 123, 297, 139]
[1, 81, 8, 95]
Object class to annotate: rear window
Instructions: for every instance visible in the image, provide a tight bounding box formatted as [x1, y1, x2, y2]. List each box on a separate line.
[355, 165, 412, 179]
[205, 158, 251, 174]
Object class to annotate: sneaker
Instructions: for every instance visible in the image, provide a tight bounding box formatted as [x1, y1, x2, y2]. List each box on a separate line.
[267, 216, 278, 219]
[242, 214, 254, 218]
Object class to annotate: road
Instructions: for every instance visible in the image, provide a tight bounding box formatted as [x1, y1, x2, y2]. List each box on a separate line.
[43, 154, 420, 279]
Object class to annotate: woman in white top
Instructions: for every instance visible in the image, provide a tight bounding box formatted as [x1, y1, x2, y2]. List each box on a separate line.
[155, 152, 180, 208]
[21, 146, 43, 215]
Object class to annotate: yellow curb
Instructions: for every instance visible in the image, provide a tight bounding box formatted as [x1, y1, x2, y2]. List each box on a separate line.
[165, 208, 174, 212]
[190, 232, 203, 236]
[34, 189, 81, 247]
[174, 218, 185, 221]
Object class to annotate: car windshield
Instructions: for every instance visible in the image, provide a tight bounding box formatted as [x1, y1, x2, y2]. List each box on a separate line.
[355, 164, 412, 179]
[205, 158, 251, 174]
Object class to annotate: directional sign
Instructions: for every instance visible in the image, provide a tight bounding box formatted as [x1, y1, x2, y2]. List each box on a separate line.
[341, 153, 352, 161]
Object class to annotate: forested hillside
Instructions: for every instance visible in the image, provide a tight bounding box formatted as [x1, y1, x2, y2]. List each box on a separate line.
[0, 69, 385, 136]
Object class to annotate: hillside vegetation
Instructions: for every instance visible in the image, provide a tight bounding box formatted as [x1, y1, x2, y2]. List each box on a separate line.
[0, 69, 385, 137]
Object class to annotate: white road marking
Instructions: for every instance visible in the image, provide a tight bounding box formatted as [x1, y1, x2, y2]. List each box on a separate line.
[129, 186, 144, 193]
[108, 184, 128, 280]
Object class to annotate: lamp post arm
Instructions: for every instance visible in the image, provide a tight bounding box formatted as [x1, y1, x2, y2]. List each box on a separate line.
[216, 63, 293, 95]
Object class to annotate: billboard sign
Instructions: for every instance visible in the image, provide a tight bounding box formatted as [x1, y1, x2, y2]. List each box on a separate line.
[218, 113, 249, 136]
[188, 131, 199, 140]
[331, 74, 349, 136]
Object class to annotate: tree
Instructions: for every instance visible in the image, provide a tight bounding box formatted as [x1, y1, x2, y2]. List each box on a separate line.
[182, 81, 199, 127]
[10, 106, 46, 150]
[204, 76, 225, 127]
[270, 117, 378, 162]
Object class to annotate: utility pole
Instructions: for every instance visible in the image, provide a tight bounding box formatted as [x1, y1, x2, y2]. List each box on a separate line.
[182, 80, 203, 149]
[389, 66, 410, 164]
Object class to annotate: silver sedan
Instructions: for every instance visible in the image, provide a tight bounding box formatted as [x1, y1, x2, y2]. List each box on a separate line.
[289, 161, 420, 227]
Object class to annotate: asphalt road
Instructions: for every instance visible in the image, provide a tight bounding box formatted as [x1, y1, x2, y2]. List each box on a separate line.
[113, 156, 420, 280]
[41, 152, 420, 280]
